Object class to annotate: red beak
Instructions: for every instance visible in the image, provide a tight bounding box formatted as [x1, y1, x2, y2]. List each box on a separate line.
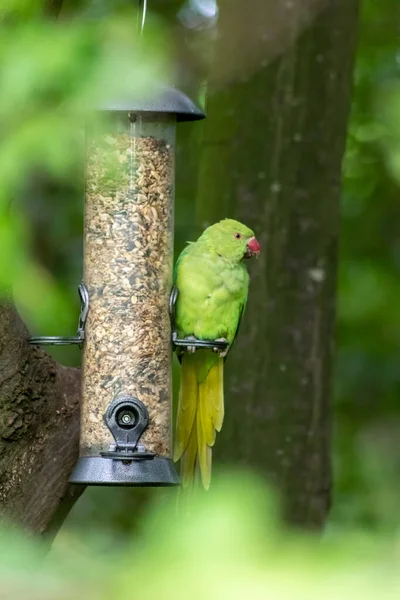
[245, 237, 261, 258]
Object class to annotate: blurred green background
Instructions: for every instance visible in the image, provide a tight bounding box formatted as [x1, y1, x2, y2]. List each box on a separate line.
[332, 0, 400, 532]
[0, 0, 400, 596]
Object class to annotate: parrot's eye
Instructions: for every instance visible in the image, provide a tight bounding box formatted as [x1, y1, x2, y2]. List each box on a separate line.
[234, 233, 242, 239]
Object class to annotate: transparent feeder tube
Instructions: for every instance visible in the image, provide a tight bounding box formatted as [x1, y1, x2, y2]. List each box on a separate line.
[81, 113, 175, 458]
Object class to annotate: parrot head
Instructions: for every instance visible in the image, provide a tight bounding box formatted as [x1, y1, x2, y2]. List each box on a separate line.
[200, 218, 260, 262]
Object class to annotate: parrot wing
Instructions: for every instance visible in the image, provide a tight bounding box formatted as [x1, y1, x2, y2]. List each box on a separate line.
[224, 297, 247, 361]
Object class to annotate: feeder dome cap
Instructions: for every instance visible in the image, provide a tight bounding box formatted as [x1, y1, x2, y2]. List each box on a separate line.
[98, 82, 205, 122]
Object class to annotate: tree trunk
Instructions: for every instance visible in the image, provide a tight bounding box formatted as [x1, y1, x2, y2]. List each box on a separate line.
[0, 302, 82, 539]
[196, 0, 359, 527]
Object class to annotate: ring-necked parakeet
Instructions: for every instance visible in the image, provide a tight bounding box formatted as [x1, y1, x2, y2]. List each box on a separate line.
[173, 219, 260, 490]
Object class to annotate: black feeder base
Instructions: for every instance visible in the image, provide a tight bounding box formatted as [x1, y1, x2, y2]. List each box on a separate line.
[69, 456, 180, 486]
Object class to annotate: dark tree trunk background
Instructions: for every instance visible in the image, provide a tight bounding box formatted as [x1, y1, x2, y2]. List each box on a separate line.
[196, 0, 359, 527]
[0, 0, 359, 537]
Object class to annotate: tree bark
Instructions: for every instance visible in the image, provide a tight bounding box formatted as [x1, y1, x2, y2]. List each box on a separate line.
[0, 301, 82, 539]
[196, 0, 359, 527]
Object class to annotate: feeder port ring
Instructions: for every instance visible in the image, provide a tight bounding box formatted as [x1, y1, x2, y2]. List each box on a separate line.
[100, 396, 157, 462]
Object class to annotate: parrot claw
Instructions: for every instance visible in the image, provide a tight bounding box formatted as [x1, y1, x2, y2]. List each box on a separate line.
[185, 335, 198, 353]
[213, 338, 229, 358]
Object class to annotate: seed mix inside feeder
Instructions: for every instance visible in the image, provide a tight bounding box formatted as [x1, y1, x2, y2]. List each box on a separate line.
[69, 84, 205, 486]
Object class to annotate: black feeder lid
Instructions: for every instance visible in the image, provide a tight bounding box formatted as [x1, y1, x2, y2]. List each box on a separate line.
[98, 82, 205, 122]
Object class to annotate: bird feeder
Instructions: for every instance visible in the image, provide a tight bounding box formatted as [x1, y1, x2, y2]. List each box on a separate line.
[28, 83, 204, 486]
[70, 84, 204, 485]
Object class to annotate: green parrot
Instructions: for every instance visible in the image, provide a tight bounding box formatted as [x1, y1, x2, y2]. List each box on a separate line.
[173, 218, 260, 490]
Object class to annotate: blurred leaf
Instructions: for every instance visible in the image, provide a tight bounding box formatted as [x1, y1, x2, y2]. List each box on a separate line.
[0, 2, 169, 335]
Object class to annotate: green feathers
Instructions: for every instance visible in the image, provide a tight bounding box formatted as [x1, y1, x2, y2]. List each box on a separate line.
[173, 219, 258, 491]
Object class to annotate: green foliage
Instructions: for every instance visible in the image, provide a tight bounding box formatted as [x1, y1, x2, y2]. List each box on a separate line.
[2, 475, 400, 599]
[0, 1, 167, 335]
[333, 0, 400, 530]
